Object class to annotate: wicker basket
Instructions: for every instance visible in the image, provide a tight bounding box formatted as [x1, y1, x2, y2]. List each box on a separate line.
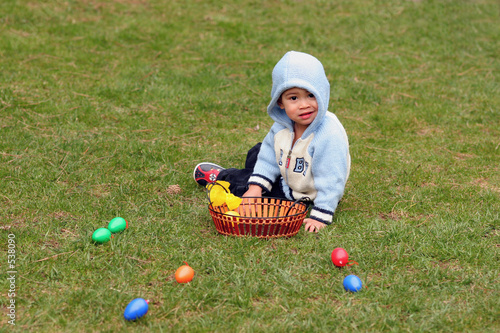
[208, 197, 309, 239]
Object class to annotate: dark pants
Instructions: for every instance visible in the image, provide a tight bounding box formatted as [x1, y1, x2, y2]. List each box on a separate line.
[217, 143, 286, 199]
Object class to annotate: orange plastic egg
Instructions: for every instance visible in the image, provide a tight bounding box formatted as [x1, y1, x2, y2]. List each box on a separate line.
[175, 262, 194, 283]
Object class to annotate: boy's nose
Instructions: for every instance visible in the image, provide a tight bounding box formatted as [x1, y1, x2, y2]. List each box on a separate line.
[299, 99, 309, 108]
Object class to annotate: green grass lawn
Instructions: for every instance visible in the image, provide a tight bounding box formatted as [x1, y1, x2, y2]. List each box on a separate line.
[1, 0, 499, 331]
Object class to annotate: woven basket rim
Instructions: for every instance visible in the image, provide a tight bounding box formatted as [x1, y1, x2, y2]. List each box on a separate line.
[208, 196, 309, 219]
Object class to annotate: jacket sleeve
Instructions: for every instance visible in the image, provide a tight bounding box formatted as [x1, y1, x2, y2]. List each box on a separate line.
[248, 125, 282, 192]
[309, 127, 350, 224]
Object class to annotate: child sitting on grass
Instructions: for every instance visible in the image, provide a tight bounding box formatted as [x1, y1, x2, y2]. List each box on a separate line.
[194, 51, 350, 233]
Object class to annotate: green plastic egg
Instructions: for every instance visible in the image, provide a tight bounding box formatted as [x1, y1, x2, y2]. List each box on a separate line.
[108, 217, 128, 233]
[92, 228, 112, 244]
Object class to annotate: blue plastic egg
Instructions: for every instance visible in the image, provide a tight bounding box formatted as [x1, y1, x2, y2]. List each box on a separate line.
[123, 298, 149, 321]
[343, 275, 363, 292]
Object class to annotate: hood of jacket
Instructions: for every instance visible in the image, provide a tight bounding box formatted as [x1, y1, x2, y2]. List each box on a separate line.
[267, 51, 330, 139]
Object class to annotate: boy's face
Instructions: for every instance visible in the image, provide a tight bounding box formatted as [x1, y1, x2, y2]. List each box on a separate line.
[277, 88, 318, 130]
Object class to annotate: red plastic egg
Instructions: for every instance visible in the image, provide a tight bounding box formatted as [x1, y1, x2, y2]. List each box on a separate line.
[331, 247, 349, 267]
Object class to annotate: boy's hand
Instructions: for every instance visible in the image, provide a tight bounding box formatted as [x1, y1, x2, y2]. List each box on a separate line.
[303, 218, 326, 233]
[242, 185, 263, 198]
[237, 185, 263, 215]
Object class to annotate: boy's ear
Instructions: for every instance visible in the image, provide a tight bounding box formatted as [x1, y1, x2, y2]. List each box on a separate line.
[277, 97, 284, 109]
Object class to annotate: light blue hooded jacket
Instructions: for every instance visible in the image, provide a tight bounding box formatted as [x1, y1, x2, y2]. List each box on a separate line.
[248, 51, 350, 224]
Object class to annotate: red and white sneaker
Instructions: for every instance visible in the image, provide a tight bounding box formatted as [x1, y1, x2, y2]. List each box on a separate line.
[193, 162, 225, 186]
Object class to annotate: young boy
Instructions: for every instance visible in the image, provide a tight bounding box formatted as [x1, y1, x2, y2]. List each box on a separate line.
[194, 51, 350, 233]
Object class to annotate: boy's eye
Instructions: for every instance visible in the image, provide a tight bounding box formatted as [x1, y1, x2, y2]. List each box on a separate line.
[308, 93, 315, 98]
[290, 96, 297, 101]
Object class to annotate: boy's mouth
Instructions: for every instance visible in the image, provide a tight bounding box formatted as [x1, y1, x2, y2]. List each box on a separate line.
[299, 111, 315, 119]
